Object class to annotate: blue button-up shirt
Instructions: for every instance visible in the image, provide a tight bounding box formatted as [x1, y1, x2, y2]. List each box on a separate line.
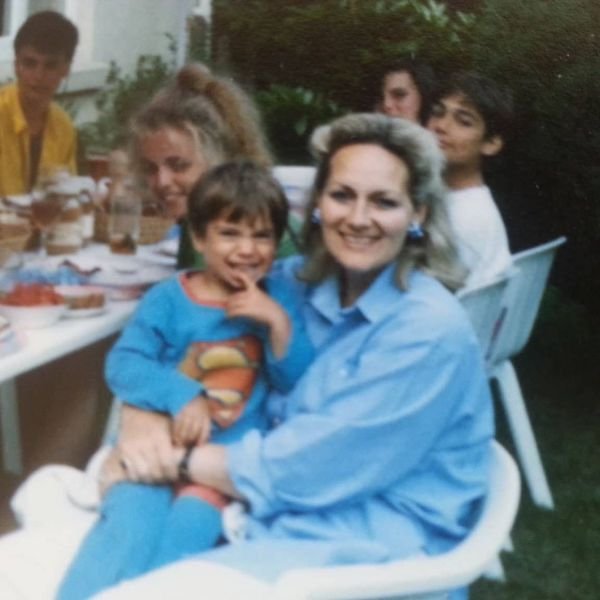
[224, 258, 493, 576]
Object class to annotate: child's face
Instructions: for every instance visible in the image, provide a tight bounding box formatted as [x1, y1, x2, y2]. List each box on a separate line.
[193, 212, 277, 293]
[427, 93, 502, 170]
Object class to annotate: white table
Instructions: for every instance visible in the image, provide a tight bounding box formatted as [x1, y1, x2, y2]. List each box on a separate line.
[0, 243, 175, 475]
[0, 300, 138, 474]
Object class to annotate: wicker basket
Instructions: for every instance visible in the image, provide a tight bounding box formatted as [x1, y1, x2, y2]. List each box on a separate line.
[0, 216, 32, 251]
[94, 209, 174, 245]
[0, 231, 31, 252]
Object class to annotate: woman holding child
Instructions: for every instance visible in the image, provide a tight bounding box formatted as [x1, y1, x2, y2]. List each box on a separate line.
[87, 112, 494, 598]
[0, 62, 493, 599]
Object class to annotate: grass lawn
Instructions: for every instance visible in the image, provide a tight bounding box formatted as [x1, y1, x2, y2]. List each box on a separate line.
[473, 289, 600, 599]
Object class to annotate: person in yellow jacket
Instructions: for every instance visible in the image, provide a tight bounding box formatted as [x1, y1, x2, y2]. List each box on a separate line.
[0, 11, 78, 196]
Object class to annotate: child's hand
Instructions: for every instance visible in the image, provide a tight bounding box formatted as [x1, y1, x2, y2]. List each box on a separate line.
[226, 272, 291, 358]
[226, 272, 285, 327]
[172, 396, 212, 447]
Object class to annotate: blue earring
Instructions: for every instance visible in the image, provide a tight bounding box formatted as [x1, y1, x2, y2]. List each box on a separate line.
[311, 208, 321, 225]
[407, 221, 424, 240]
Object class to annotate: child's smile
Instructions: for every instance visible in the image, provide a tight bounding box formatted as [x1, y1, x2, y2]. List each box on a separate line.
[192, 215, 277, 298]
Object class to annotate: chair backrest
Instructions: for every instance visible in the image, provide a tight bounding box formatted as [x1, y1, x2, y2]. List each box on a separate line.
[457, 274, 511, 366]
[490, 236, 566, 365]
[273, 441, 521, 599]
[272, 166, 316, 219]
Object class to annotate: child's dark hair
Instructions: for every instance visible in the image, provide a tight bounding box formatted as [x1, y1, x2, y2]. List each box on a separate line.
[433, 71, 514, 142]
[14, 11, 78, 61]
[188, 160, 289, 242]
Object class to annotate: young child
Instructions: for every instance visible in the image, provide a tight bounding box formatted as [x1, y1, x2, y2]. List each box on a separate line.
[427, 71, 514, 287]
[58, 160, 314, 599]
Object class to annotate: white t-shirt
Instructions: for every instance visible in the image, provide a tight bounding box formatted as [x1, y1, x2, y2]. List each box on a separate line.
[446, 185, 512, 288]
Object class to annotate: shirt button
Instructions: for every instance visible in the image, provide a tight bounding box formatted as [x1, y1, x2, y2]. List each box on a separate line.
[339, 368, 348, 377]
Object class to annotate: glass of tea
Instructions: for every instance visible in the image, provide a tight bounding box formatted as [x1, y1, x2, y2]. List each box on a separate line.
[108, 179, 141, 255]
[30, 167, 72, 253]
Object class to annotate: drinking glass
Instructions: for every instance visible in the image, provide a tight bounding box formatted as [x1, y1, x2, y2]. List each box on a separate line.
[108, 179, 141, 255]
[30, 167, 76, 255]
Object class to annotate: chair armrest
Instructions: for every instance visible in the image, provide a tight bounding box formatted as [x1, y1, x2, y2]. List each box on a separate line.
[274, 442, 521, 600]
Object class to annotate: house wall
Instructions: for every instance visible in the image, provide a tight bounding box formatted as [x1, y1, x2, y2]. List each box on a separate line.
[89, 1, 180, 73]
[0, 0, 212, 126]
[67, 0, 184, 125]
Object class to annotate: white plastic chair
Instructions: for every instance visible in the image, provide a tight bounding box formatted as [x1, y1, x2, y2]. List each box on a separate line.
[488, 237, 566, 510]
[272, 165, 316, 219]
[272, 441, 521, 600]
[457, 274, 512, 369]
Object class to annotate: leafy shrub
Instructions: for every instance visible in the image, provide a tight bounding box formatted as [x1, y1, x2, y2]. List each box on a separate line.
[78, 52, 175, 155]
[212, 0, 474, 111]
[467, 0, 600, 309]
[255, 85, 346, 163]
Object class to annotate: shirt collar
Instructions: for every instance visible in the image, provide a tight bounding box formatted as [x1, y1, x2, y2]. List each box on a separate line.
[309, 263, 408, 324]
[6, 84, 28, 134]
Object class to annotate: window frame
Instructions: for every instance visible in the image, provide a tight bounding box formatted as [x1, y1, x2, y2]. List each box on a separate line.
[0, 1, 28, 59]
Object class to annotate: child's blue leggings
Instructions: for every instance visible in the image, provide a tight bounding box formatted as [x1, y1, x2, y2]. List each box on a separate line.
[57, 481, 222, 599]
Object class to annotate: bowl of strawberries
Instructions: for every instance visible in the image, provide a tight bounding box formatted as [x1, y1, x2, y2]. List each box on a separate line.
[0, 283, 66, 329]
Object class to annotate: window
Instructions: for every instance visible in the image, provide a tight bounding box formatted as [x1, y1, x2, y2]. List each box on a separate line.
[0, 1, 27, 51]
[0, 2, 92, 65]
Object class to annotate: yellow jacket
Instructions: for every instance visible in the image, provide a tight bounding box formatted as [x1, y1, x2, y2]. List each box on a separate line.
[0, 83, 77, 196]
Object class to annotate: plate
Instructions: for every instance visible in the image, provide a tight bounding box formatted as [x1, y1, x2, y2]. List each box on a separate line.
[0, 322, 13, 341]
[3, 194, 32, 209]
[156, 238, 178, 257]
[99, 285, 146, 301]
[63, 305, 107, 319]
[137, 244, 177, 267]
[55, 285, 107, 317]
[48, 255, 170, 286]
[89, 264, 170, 288]
[107, 257, 139, 274]
[0, 303, 66, 329]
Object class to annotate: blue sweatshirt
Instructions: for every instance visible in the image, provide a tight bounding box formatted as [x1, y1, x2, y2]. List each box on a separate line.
[105, 270, 314, 443]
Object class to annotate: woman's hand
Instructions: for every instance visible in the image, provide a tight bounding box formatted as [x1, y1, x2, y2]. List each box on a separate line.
[116, 404, 176, 484]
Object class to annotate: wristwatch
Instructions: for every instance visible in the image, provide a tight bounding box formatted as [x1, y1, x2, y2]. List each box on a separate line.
[178, 445, 195, 483]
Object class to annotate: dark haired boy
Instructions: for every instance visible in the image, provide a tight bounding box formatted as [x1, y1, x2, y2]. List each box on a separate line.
[0, 11, 79, 195]
[427, 71, 514, 287]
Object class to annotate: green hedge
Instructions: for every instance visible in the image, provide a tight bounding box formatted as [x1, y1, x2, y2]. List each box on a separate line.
[212, 0, 474, 110]
[468, 0, 600, 310]
[213, 0, 600, 310]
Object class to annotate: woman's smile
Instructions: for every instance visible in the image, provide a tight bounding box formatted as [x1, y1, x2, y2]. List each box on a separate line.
[139, 127, 208, 220]
[192, 215, 277, 296]
[317, 143, 422, 294]
[338, 230, 381, 250]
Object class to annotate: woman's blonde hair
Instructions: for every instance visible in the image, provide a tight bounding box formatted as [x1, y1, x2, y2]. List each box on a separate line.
[129, 63, 272, 175]
[300, 113, 466, 291]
